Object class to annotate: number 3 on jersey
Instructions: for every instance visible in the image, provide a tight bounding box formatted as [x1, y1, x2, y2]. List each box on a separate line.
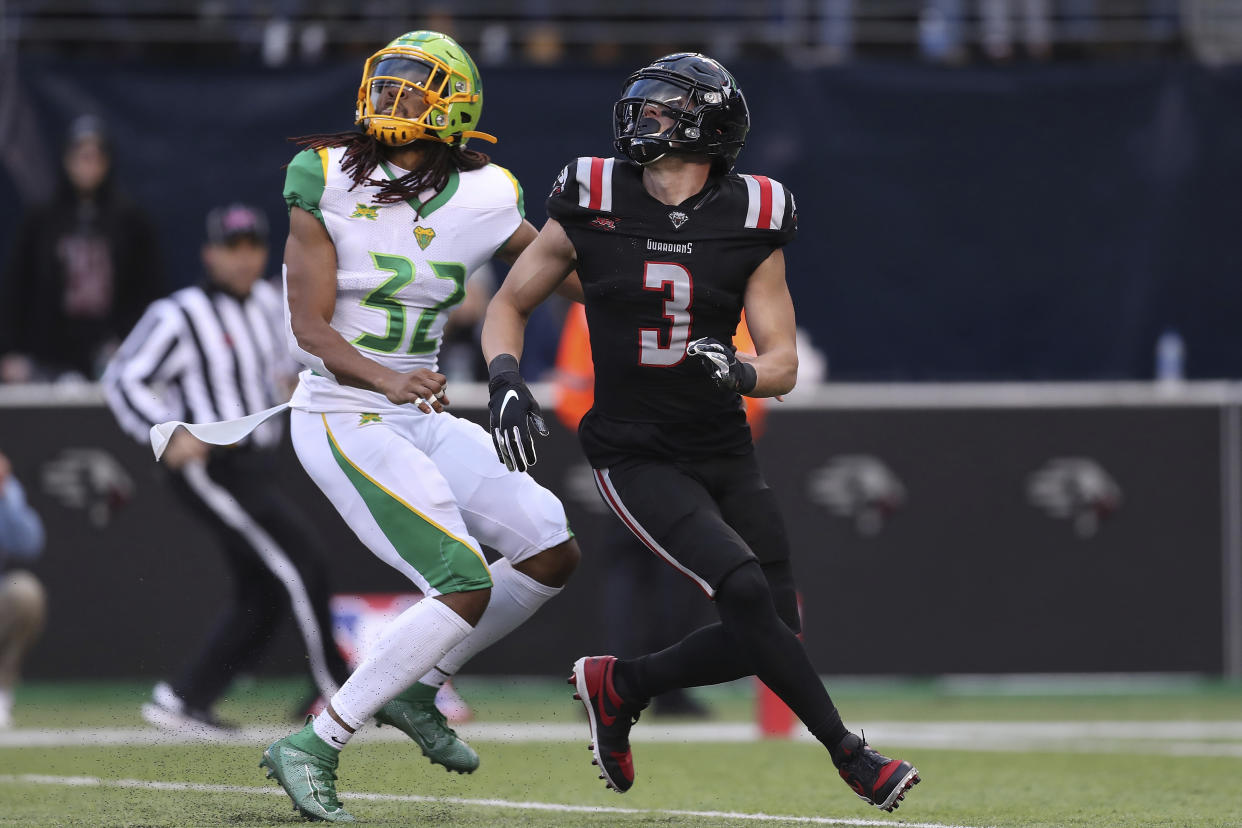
[353, 252, 466, 354]
[639, 261, 693, 366]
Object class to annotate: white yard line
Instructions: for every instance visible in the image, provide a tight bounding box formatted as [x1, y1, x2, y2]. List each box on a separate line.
[0, 774, 986, 828]
[2, 720, 1242, 756]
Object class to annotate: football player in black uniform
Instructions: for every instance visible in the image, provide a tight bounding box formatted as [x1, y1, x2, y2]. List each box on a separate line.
[481, 53, 920, 812]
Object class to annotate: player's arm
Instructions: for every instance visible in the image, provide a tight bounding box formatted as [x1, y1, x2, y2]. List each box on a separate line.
[738, 247, 798, 397]
[686, 248, 798, 397]
[494, 219, 584, 304]
[481, 217, 578, 363]
[479, 217, 578, 471]
[285, 206, 445, 411]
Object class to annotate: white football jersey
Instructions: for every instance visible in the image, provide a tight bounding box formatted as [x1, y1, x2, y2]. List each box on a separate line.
[283, 146, 524, 413]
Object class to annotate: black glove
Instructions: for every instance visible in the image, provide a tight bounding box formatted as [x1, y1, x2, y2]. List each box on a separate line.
[486, 354, 549, 472]
[686, 337, 758, 394]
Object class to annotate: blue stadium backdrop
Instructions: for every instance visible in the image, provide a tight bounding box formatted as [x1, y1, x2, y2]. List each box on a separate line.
[3, 57, 1242, 381]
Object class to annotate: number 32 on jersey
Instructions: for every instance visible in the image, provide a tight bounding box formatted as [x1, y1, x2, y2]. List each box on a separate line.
[353, 252, 466, 355]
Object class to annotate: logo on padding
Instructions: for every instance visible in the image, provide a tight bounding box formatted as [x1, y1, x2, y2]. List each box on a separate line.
[807, 455, 906, 537]
[1027, 457, 1121, 538]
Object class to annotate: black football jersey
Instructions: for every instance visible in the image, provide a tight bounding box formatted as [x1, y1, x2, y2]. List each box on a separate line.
[546, 156, 797, 462]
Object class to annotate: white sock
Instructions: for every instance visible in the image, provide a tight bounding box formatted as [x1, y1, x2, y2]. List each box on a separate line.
[311, 703, 360, 751]
[318, 597, 474, 749]
[417, 558, 561, 687]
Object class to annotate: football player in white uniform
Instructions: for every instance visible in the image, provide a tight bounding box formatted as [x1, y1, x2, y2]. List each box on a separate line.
[259, 31, 579, 822]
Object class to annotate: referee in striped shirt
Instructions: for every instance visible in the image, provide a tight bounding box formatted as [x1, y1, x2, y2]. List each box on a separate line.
[103, 204, 350, 734]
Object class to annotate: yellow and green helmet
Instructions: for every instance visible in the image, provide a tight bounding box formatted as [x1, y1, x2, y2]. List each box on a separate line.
[355, 30, 496, 148]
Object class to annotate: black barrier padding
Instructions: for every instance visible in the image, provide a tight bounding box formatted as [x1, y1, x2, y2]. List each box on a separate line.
[2, 401, 1225, 680]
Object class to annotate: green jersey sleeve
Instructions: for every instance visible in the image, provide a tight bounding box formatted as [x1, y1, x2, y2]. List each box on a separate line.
[284, 148, 328, 224]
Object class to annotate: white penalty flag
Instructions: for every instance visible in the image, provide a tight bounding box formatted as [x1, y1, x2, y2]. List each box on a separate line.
[149, 403, 290, 461]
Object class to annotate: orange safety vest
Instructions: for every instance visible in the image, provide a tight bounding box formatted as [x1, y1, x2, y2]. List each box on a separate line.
[553, 305, 768, 438]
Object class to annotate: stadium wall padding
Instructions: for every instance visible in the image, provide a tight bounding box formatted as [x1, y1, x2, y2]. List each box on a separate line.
[3, 58, 1242, 381]
[3, 393, 1234, 680]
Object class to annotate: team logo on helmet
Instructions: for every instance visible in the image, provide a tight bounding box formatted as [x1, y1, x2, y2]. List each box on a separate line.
[413, 226, 436, 249]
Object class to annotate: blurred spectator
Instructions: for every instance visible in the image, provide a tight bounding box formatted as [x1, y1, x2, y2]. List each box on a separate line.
[816, 0, 855, 64]
[981, 0, 1052, 60]
[1060, 0, 1101, 54]
[0, 115, 163, 383]
[0, 450, 47, 729]
[919, 0, 968, 63]
[102, 204, 351, 734]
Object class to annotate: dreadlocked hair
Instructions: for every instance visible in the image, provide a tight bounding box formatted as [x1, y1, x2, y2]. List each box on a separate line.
[291, 131, 490, 215]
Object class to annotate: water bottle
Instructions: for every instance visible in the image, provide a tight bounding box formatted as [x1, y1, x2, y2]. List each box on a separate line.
[1154, 329, 1185, 384]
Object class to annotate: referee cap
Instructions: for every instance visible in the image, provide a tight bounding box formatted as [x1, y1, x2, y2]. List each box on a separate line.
[206, 204, 269, 245]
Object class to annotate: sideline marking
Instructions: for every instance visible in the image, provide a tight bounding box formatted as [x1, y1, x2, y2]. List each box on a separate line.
[0, 774, 986, 828]
[3, 721, 1242, 755]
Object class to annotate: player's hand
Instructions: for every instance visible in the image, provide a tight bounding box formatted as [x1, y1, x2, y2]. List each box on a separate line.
[381, 369, 448, 414]
[163, 430, 210, 469]
[687, 337, 757, 394]
[486, 354, 549, 472]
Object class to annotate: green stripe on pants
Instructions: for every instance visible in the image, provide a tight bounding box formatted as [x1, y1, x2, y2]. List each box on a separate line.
[324, 420, 491, 594]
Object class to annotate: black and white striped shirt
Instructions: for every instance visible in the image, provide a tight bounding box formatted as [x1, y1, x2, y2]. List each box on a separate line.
[103, 278, 294, 450]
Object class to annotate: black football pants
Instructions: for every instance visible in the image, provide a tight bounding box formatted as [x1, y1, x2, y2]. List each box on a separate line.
[594, 450, 846, 745]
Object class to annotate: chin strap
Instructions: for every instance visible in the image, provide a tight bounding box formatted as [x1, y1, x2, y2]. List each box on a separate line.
[461, 130, 498, 144]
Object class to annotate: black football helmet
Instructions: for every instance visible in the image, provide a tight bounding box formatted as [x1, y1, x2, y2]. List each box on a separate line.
[613, 53, 749, 171]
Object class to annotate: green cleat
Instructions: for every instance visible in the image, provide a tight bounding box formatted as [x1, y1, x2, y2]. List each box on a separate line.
[260, 719, 355, 823]
[376, 687, 480, 774]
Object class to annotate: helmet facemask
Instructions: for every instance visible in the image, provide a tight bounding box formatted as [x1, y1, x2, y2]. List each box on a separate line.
[613, 57, 748, 171]
[356, 43, 495, 147]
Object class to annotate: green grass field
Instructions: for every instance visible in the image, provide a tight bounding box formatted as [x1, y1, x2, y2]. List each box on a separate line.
[1, 675, 1240, 827]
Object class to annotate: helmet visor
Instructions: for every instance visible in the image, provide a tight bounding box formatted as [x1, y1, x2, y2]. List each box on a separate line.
[368, 57, 439, 117]
[623, 78, 696, 112]
[618, 81, 696, 141]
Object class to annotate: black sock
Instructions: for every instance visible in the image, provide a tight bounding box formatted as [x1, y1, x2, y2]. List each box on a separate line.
[611, 657, 647, 703]
[624, 562, 850, 756]
[624, 623, 751, 700]
[711, 563, 848, 755]
[827, 730, 861, 767]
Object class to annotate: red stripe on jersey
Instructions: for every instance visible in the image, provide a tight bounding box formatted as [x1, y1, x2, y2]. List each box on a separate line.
[754, 175, 773, 230]
[588, 157, 605, 211]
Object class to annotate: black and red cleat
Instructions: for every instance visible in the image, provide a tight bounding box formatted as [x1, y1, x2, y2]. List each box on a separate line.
[836, 732, 921, 812]
[569, 655, 648, 793]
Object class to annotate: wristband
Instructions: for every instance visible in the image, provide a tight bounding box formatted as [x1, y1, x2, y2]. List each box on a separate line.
[737, 361, 758, 395]
[487, 353, 520, 380]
